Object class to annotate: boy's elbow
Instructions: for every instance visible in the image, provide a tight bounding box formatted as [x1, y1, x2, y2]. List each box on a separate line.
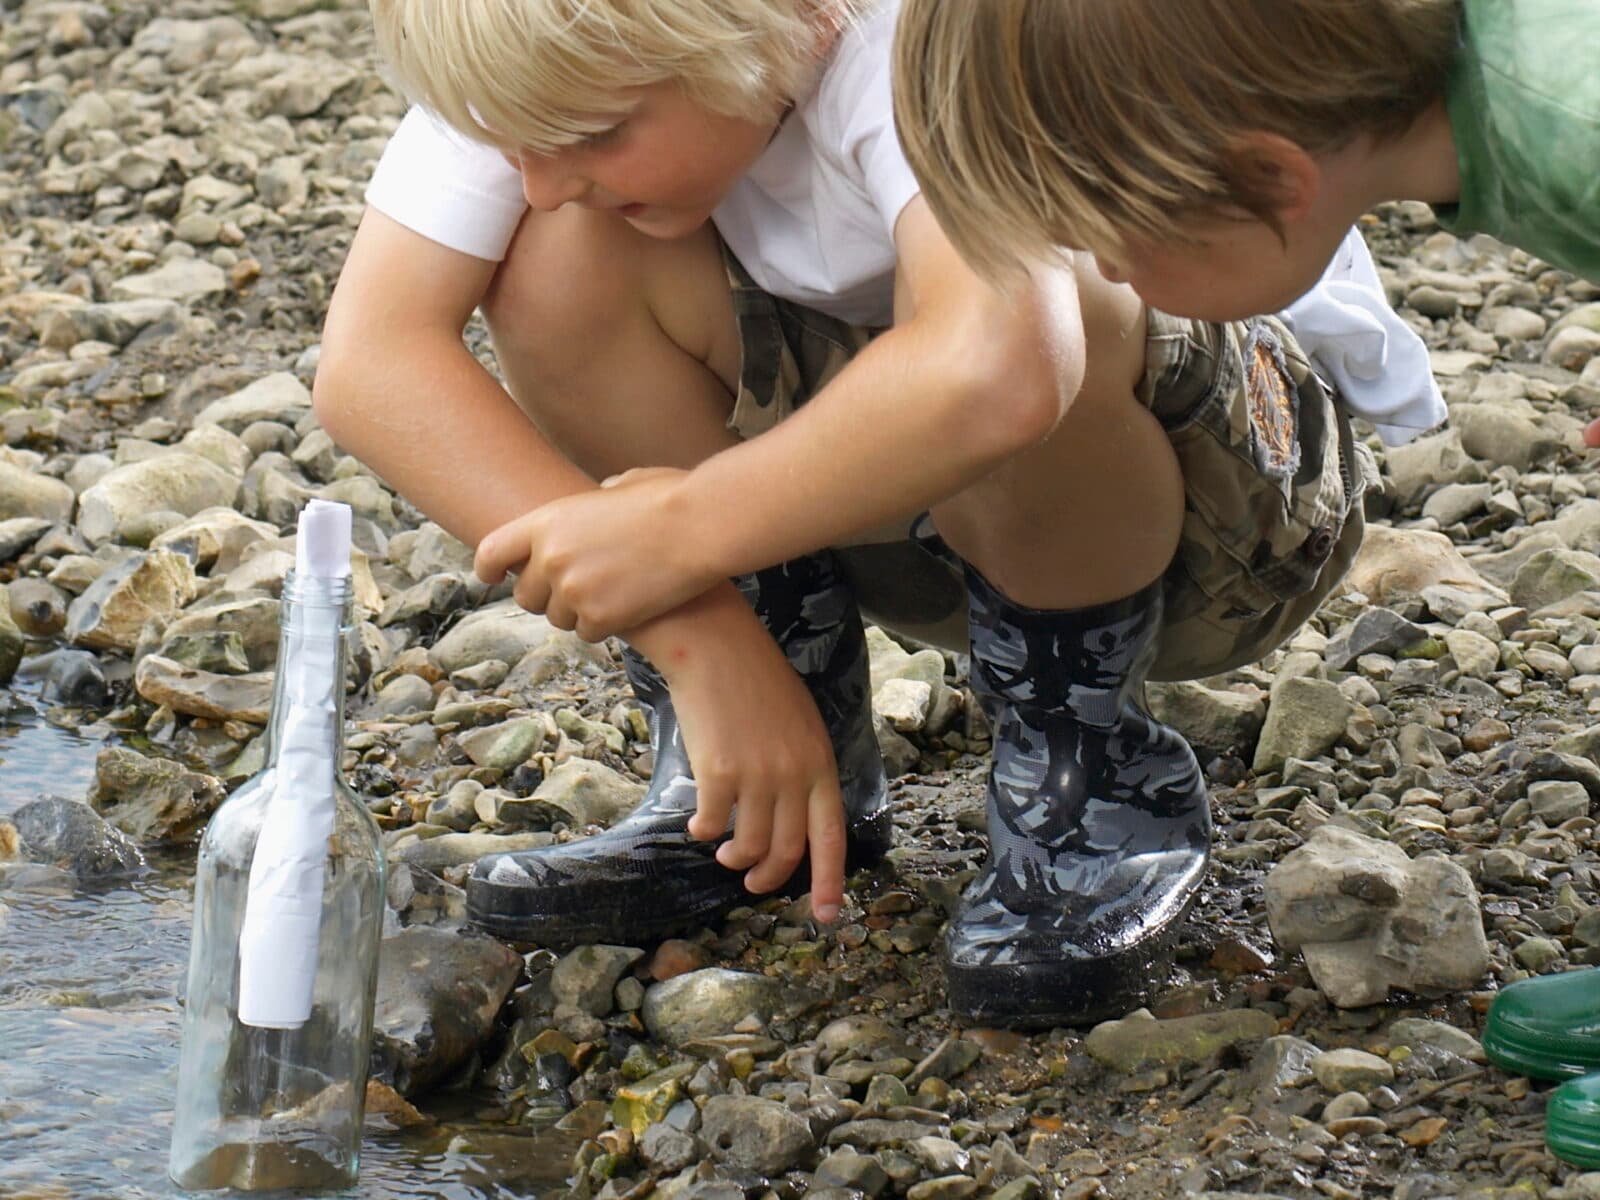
[310, 342, 370, 447]
[957, 325, 1083, 453]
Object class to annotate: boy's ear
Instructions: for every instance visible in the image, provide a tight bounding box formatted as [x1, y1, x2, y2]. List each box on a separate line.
[1223, 132, 1322, 223]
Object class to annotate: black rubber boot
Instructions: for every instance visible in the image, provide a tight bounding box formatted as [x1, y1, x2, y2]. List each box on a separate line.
[466, 553, 892, 946]
[943, 563, 1210, 1027]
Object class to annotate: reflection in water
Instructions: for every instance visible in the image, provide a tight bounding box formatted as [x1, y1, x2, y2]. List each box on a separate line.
[0, 704, 574, 1198]
[0, 686, 103, 814]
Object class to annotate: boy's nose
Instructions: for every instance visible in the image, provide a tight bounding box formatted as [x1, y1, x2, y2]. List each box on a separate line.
[516, 154, 589, 212]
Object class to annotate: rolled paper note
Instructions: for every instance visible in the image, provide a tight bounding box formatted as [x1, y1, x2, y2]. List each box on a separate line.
[237, 501, 352, 1029]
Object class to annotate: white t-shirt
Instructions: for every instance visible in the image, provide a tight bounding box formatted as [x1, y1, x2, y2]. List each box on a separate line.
[365, 1, 917, 327]
[363, 1, 1443, 442]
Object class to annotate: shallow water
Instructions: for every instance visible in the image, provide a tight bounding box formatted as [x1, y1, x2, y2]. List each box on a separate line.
[0, 691, 575, 1199]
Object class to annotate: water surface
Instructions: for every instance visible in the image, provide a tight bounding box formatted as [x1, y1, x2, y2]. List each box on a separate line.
[0, 689, 574, 1198]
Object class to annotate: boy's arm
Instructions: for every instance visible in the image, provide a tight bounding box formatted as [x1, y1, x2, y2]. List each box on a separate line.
[476, 197, 1087, 635]
[317, 208, 852, 918]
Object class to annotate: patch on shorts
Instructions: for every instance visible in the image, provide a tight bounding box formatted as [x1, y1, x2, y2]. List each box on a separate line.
[1243, 325, 1301, 479]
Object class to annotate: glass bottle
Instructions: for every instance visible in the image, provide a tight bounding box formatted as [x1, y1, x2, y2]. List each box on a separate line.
[169, 569, 386, 1191]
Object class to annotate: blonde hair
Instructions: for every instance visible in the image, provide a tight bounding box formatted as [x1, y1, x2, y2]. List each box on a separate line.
[371, 0, 862, 154]
[893, 0, 1460, 277]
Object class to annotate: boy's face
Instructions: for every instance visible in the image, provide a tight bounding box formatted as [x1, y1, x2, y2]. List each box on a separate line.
[508, 82, 779, 240]
[1091, 216, 1341, 322]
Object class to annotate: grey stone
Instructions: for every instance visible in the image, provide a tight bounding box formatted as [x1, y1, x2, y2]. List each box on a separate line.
[1147, 680, 1266, 754]
[1324, 608, 1428, 672]
[1386, 1018, 1487, 1063]
[19, 647, 108, 705]
[7, 578, 65, 640]
[111, 258, 226, 304]
[87, 746, 225, 845]
[391, 521, 476, 580]
[1528, 780, 1591, 824]
[429, 602, 565, 674]
[813, 1148, 891, 1197]
[0, 517, 54, 565]
[1421, 482, 1493, 525]
[1254, 677, 1353, 773]
[193, 372, 312, 431]
[1084, 1008, 1278, 1073]
[425, 780, 483, 833]
[388, 831, 555, 871]
[1444, 628, 1500, 679]
[1512, 548, 1600, 611]
[133, 655, 273, 723]
[163, 596, 280, 670]
[519, 758, 645, 830]
[1266, 825, 1489, 1006]
[0, 461, 75, 523]
[1454, 403, 1566, 472]
[65, 549, 197, 653]
[1310, 1048, 1394, 1093]
[455, 715, 554, 772]
[10, 796, 144, 879]
[700, 1094, 815, 1174]
[1381, 428, 1483, 510]
[369, 926, 524, 1096]
[551, 945, 646, 1017]
[371, 673, 435, 719]
[642, 969, 784, 1046]
[161, 631, 251, 675]
[1248, 1035, 1321, 1091]
[641, 1124, 700, 1173]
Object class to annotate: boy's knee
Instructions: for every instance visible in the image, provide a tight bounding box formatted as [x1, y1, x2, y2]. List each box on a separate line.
[481, 209, 633, 358]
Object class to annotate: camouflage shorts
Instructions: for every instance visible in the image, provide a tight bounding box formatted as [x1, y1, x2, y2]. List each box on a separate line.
[722, 248, 1377, 682]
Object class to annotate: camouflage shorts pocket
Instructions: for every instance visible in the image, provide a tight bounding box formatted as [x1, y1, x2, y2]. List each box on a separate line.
[1141, 312, 1379, 678]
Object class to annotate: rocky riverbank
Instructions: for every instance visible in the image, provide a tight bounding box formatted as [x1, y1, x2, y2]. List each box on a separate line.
[8, 2, 1600, 1198]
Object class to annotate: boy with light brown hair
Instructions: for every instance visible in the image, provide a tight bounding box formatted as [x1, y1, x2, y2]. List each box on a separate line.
[894, 0, 1598, 315]
[317, 0, 1434, 1026]
[891, 0, 1600, 1108]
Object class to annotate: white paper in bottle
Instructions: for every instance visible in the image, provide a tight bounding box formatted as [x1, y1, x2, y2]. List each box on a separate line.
[236, 500, 352, 1029]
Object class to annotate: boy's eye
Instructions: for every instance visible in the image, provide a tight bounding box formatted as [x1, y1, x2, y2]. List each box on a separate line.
[582, 120, 627, 148]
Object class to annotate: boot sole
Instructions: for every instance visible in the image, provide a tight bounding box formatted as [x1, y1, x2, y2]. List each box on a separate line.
[467, 809, 894, 948]
[1547, 1116, 1600, 1169]
[943, 901, 1192, 1029]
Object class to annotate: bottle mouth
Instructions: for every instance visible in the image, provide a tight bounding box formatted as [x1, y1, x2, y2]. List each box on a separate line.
[280, 569, 354, 610]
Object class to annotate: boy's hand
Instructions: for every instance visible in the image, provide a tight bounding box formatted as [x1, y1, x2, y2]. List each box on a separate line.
[638, 590, 848, 922]
[474, 467, 722, 641]
[1586, 419, 1600, 449]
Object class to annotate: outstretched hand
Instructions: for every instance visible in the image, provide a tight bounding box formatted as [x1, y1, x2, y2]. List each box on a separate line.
[473, 467, 723, 642]
[665, 609, 848, 923]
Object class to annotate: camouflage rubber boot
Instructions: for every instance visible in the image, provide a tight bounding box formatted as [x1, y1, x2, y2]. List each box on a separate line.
[943, 563, 1211, 1027]
[466, 552, 892, 946]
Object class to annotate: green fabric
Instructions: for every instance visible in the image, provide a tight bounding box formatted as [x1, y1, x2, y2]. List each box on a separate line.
[1437, 0, 1600, 281]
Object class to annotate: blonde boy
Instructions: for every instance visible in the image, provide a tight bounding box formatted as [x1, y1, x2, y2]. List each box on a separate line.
[318, 0, 1429, 1024]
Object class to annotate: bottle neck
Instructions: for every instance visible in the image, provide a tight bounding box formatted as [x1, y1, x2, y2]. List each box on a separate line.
[262, 573, 353, 771]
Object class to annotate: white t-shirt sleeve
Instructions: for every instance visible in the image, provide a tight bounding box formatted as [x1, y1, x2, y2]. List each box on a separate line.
[1279, 227, 1447, 446]
[826, 5, 922, 240]
[364, 108, 529, 262]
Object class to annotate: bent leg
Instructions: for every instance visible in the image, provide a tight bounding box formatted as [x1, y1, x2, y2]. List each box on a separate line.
[930, 261, 1208, 1027]
[929, 259, 1183, 608]
[467, 214, 891, 944]
[480, 207, 743, 479]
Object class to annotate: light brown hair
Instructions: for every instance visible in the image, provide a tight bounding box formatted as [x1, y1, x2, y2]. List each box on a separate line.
[893, 0, 1460, 276]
